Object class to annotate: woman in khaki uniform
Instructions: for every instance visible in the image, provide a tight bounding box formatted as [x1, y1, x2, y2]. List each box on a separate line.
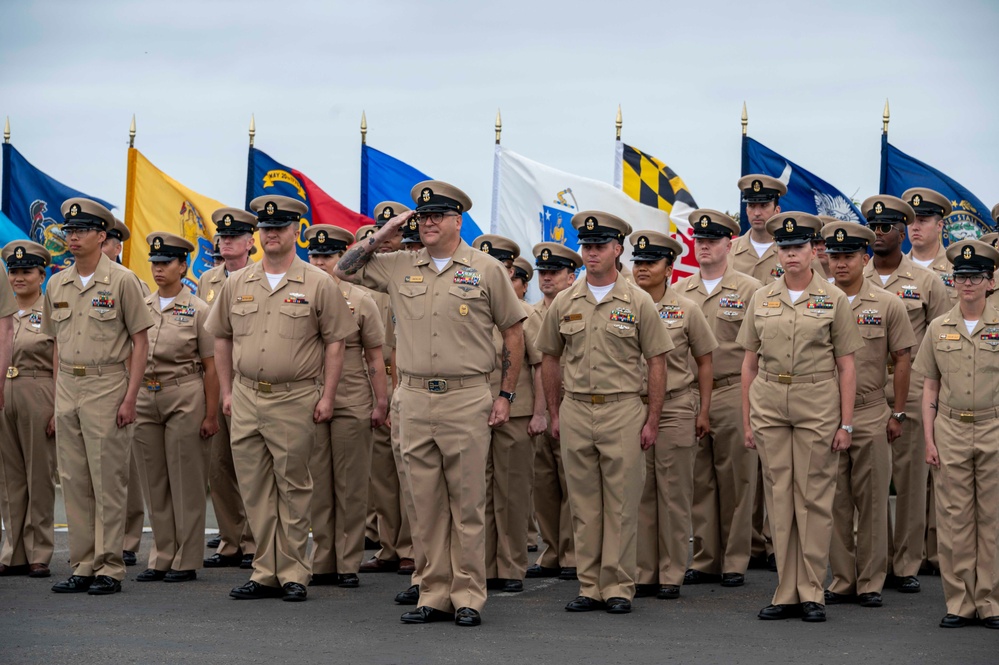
[630, 231, 717, 600]
[0, 241, 56, 578]
[133, 233, 218, 583]
[305, 224, 387, 588]
[738, 213, 864, 623]
[915, 239, 999, 629]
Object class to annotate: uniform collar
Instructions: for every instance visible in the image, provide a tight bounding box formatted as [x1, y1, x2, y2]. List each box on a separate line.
[413, 240, 473, 271]
[734, 233, 775, 261]
[866, 254, 918, 285]
[146, 288, 193, 311]
[61, 253, 114, 293]
[15, 294, 44, 318]
[767, 270, 829, 307]
[684, 265, 740, 295]
[849, 279, 882, 309]
[244, 257, 306, 292]
[569, 271, 633, 305]
[941, 302, 999, 339]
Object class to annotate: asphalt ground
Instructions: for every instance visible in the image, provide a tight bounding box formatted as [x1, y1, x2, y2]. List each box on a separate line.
[1, 529, 995, 665]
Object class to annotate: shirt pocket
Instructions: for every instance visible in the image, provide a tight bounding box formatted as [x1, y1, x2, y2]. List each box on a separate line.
[933, 339, 963, 373]
[87, 308, 119, 341]
[977, 341, 999, 371]
[605, 322, 638, 359]
[398, 284, 428, 320]
[558, 320, 586, 363]
[447, 285, 482, 322]
[48, 308, 72, 345]
[801, 309, 831, 342]
[754, 307, 782, 339]
[715, 308, 745, 343]
[232, 302, 258, 337]
[278, 304, 310, 339]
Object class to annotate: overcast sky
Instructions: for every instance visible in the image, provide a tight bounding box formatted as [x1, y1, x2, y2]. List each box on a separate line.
[3, 0, 998, 224]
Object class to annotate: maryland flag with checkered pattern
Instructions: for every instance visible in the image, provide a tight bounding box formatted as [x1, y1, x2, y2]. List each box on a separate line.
[615, 142, 699, 280]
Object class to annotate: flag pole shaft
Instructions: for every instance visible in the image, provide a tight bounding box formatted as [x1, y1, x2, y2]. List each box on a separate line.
[495, 110, 502, 145]
[615, 105, 622, 141]
[360, 111, 367, 146]
[129, 115, 136, 148]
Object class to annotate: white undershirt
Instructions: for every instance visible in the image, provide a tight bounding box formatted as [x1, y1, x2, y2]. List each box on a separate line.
[701, 276, 723, 295]
[17, 309, 26, 317]
[847, 295, 856, 304]
[588, 282, 615, 303]
[912, 257, 933, 268]
[159, 296, 176, 311]
[265, 272, 285, 289]
[788, 289, 804, 303]
[827, 276, 836, 283]
[750, 239, 773, 258]
[965, 319, 978, 335]
[79, 274, 93, 287]
[879, 274, 890, 285]
[432, 257, 450, 272]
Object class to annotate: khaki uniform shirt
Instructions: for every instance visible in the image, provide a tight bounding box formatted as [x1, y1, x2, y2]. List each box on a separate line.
[196, 264, 227, 306]
[42, 253, 154, 366]
[366, 288, 395, 352]
[143, 290, 215, 383]
[356, 240, 526, 377]
[849, 279, 917, 396]
[0, 271, 16, 318]
[729, 233, 824, 285]
[908, 245, 956, 303]
[913, 303, 999, 411]
[644, 287, 717, 395]
[863, 255, 950, 353]
[336, 280, 385, 407]
[536, 273, 674, 394]
[738, 271, 864, 374]
[204, 257, 357, 384]
[11, 294, 54, 373]
[675, 267, 762, 380]
[490, 299, 543, 418]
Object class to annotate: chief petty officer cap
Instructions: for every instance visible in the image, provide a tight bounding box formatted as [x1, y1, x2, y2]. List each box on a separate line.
[2, 240, 51, 269]
[304, 224, 353, 256]
[410, 180, 472, 215]
[945, 239, 999, 274]
[690, 208, 740, 239]
[572, 210, 632, 245]
[106, 218, 130, 242]
[629, 230, 683, 264]
[766, 212, 822, 247]
[861, 195, 915, 226]
[146, 232, 195, 262]
[212, 207, 258, 236]
[354, 224, 377, 243]
[207, 239, 222, 260]
[249, 195, 309, 229]
[979, 232, 999, 249]
[60, 197, 114, 232]
[902, 187, 952, 219]
[372, 201, 412, 228]
[401, 216, 422, 244]
[474, 234, 521, 262]
[512, 256, 533, 283]
[533, 242, 582, 271]
[738, 174, 787, 203]
[991, 203, 999, 226]
[821, 221, 876, 253]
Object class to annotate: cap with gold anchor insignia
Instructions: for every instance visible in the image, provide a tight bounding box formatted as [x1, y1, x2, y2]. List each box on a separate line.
[474, 234, 520, 262]
[372, 201, 412, 229]
[304, 224, 353, 255]
[902, 188, 952, 218]
[766, 212, 822, 247]
[979, 231, 999, 249]
[212, 207, 258, 236]
[106, 218, 130, 242]
[2, 240, 51, 269]
[354, 224, 377, 243]
[513, 257, 533, 283]
[533, 242, 582, 271]
[946, 239, 999, 274]
[146, 232, 195, 262]
[60, 198, 114, 231]
[738, 174, 787, 203]
[861, 195, 915, 226]
[249, 195, 309, 229]
[401, 216, 422, 245]
[410, 180, 471, 215]
[690, 208, 740, 239]
[821, 221, 876, 254]
[572, 210, 631, 245]
[629, 230, 683, 263]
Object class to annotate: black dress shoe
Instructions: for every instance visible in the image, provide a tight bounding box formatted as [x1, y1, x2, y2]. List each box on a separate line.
[939, 613, 972, 628]
[206, 535, 221, 549]
[164, 570, 197, 583]
[918, 562, 940, 576]
[28, 563, 51, 578]
[884, 573, 899, 588]
[527, 544, 538, 552]
[721, 573, 745, 587]
[51, 575, 95, 593]
[309, 573, 341, 586]
[400, 606, 453, 624]
[758, 603, 803, 620]
[455, 607, 481, 626]
[229, 580, 283, 599]
[634, 583, 658, 598]
[565, 596, 604, 612]
[204, 553, 242, 568]
[0, 563, 29, 576]
[801, 601, 826, 622]
[239, 554, 254, 569]
[858, 592, 883, 607]
[683, 569, 722, 585]
[767, 554, 777, 572]
[897, 576, 920, 593]
[122, 551, 137, 566]
[747, 555, 770, 570]
[486, 577, 505, 590]
[359, 556, 400, 573]
[364, 537, 380, 550]
[559, 567, 578, 581]
[823, 590, 857, 604]
[87, 575, 122, 595]
[657, 585, 680, 600]
[605, 597, 632, 614]
[282, 582, 307, 602]
[981, 615, 999, 629]
[395, 584, 420, 605]
[337, 573, 359, 588]
[501, 579, 523, 593]
[526, 564, 560, 578]
[136, 568, 167, 582]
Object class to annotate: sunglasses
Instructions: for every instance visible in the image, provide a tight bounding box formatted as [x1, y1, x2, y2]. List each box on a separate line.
[869, 223, 900, 235]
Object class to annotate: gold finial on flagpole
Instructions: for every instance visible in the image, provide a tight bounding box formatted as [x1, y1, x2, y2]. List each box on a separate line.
[615, 105, 622, 141]
[741, 102, 748, 136]
[129, 114, 136, 148]
[882, 98, 890, 134]
[495, 109, 502, 145]
[249, 114, 256, 147]
[3, 116, 9, 143]
[360, 111, 367, 145]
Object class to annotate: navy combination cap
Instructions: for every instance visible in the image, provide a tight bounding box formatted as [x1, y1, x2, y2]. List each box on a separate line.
[250, 195, 309, 229]
[2, 240, 51, 269]
[61, 198, 114, 231]
[533, 242, 581, 271]
[410, 180, 471, 215]
[738, 174, 787, 204]
[372, 201, 411, 228]
[821, 221, 876, 254]
[861, 196, 915, 226]
[946, 239, 999, 274]
[766, 213, 822, 247]
[629, 230, 683, 263]
[146, 232, 194, 262]
[690, 209, 740, 239]
[212, 207, 258, 236]
[304, 224, 353, 255]
[572, 211, 631, 245]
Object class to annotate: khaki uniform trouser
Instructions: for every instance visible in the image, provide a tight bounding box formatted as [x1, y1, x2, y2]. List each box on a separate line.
[932, 413, 999, 619]
[689, 383, 758, 575]
[398, 382, 492, 613]
[230, 380, 319, 587]
[751, 377, 839, 605]
[886, 372, 928, 577]
[311, 400, 373, 575]
[751, 465, 774, 559]
[485, 415, 533, 580]
[637, 391, 697, 586]
[828, 398, 891, 595]
[0, 376, 56, 567]
[123, 439, 147, 553]
[55, 372, 132, 580]
[134, 378, 209, 572]
[370, 384, 413, 562]
[533, 429, 575, 570]
[209, 406, 254, 557]
[391, 391, 422, 586]
[561, 395, 646, 602]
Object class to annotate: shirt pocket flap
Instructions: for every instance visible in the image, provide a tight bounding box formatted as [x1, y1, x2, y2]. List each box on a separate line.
[448, 285, 482, 299]
[233, 302, 259, 317]
[87, 308, 118, 322]
[279, 304, 310, 318]
[606, 322, 637, 338]
[399, 284, 428, 298]
[558, 320, 586, 336]
[49, 308, 72, 323]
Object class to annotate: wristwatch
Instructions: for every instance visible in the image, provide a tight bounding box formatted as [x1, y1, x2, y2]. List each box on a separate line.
[891, 412, 907, 423]
[840, 425, 854, 434]
[499, 390, 516, 404]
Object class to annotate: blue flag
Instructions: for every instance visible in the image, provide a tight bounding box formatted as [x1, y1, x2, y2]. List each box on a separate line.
[743, 137, 863, 231]
[0, 210, 29, 247]
[881, 140, 993, 241]
[361, 144, 483, 245]
[2, 143, 114, 272]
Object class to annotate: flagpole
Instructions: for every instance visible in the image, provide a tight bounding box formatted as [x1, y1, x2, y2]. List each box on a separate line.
[879, 99, 890, 194]
[613, 105, 624, 189]
[740, 102, 749, 233]
[495, 109, 502, 145]
[1, 118, 10, 216]
[245, 115, 255, 210]
[124, 116, 137, 266]
[3, 117, 9, 144]
[129, 115, 136, 149]
[360, 111, 369, 216]
[615, 105, 622, 142]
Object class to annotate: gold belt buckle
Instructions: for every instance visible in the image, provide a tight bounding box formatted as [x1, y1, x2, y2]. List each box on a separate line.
[591, 395, 606, 404]
[258, 381, 273, 393]
[778, 373, 793, 385]
[73, 366, 87, 377]
[960, 412, 975, 423]
[427, 379, 447, 393]
[6, 366, 18, 379]
[385, 365, 393, 376]
[146, 380, 162, 392]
